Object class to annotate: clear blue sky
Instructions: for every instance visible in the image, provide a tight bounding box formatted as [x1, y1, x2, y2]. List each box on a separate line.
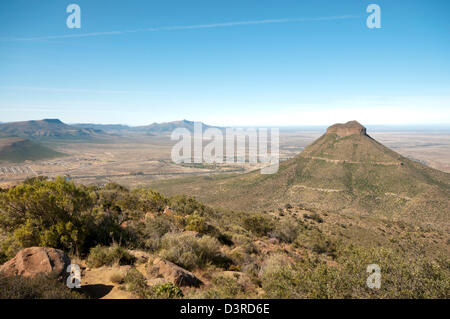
[0, 0, 449, 126]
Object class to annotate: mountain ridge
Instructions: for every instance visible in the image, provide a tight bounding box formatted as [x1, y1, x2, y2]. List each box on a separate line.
[0, 119, 103, 140]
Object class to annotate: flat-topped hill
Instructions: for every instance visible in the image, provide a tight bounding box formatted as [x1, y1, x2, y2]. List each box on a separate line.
[149, 121, 450, 232]
[326, 120, 367, 137]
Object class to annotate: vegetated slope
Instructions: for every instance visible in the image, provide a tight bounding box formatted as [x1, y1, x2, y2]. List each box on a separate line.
[150, 121, 450, 231]
[1, 177, 448, 299]
[0, 138, 64, 162]
[0, 119, 104, 140]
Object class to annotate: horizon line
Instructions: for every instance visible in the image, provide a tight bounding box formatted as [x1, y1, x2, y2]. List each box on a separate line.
[1, 118, 450, 129]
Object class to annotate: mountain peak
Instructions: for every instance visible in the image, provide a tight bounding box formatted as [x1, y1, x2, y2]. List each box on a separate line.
[41, 119, 63, 124]
[326, 120, 367, 137]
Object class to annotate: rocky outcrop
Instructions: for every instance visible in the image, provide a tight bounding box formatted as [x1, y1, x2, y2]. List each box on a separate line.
[151, 257, 203, 287]
[326, 120, 367, 137]
[0, 247, 71, 279]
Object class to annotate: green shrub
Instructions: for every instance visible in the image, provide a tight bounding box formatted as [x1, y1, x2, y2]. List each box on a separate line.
[242, 213, 274, 236]
[312, 235, 337, 257]
[185, 211, 208, 233]
[141, 216, 175, 251]
[122, 269, 183, 299]
[201, 273, 247, 298]
[271, 218, 299, 243]
[153, 282, 183, 298]
[303, 212, 323, 223]
[0, 177, 94, 254]
[169, 195, 211, 216]
[159, 232, 231, 270]
[133, 188, 168, 213]
[0, 274, 86, 299]
[123, 268, 152, 298]
[87, 244, 136, 268]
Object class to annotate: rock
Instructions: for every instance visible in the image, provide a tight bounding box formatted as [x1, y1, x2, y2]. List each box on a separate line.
[147, 277, 168, 286]
[0, 247, 71, 280]
[326, 120, 367, 137]
[129, 250, 151, 264]
[163, 206, 174, 216]
[152, 257, 203, 287]
[120, 221, 128, 229]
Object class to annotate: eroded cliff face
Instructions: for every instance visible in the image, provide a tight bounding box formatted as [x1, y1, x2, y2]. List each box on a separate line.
[326, 120, 367, 137]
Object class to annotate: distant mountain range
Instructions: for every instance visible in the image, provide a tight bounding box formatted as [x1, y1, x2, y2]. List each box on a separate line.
[0, 119, 218, 162]
[73, 119, 218, 135]
[0, 119, 103, 140]
[0, 119, 218, 140]
[133, 119, 218, 135]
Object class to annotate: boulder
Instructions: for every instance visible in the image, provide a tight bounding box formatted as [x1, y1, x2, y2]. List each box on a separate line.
[0, 247, 70, 280]
[129, 250, 151, 264]
[151, 257, 203, 287]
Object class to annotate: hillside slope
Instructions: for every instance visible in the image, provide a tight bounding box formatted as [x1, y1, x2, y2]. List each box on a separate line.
[0, 137, 64, 162]
[150, 121, 450, 231]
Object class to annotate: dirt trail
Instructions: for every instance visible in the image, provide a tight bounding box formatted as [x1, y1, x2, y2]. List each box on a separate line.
[81, 266, 135, 299]
[303, 156, 400, 166]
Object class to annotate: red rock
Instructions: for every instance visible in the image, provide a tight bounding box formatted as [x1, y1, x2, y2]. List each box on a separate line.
[326, 120, 367, 137]
[0, 247, 71, 280]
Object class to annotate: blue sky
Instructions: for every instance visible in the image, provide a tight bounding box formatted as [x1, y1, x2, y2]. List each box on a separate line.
[0, 0, 449, 126]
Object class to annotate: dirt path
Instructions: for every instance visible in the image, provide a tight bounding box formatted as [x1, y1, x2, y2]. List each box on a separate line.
[81, 266, 135, 299]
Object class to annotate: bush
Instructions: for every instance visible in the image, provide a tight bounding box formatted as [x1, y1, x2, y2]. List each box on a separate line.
[185, 211, 208, 233]
[0, 177, 94, 254]
[271, 218, 299, 243]
[159, 232, 231, 270]
[303, 212, 323, 223]
[152, 282, 183, 298]
[133, 188, 168, 213]
[122, 269, 183, 299]
[201, 273, 248, 298]
[110, 272, 125, 284]
[141, 216, 175, 251]
[242, 213, 274, 236]
[0, 274, 86, 299]
[87, 244, 136, 268]
[169, 195, 211, 216]
[312, 235, 337, 257]
[123, 268, 152, 298]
